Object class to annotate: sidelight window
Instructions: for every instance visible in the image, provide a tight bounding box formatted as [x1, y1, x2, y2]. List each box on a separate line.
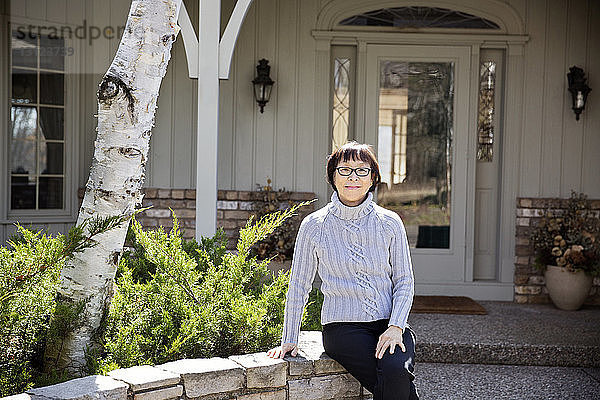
[330, 46, 356, 151]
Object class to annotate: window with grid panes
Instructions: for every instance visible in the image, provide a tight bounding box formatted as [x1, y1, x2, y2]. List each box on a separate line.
[10, 30, 65, 210]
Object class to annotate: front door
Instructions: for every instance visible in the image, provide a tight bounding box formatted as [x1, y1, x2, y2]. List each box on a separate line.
[364, 45, 472, 285]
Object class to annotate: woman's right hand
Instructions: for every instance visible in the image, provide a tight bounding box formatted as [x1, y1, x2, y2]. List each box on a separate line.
[266, 342, 298, 359]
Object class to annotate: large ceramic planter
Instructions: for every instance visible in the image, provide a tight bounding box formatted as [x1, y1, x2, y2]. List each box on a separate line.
[544, 265, 593, 310]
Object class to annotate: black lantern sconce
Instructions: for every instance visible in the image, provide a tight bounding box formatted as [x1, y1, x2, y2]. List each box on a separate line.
[252, 59, 274, 113]
[567, 66, 591, 121]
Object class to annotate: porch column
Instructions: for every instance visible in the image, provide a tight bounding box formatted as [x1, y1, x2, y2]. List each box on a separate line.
[195, 0, 221, 239]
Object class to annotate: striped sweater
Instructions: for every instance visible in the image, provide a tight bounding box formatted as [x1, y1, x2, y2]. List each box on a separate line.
[281, 191, 415, 345]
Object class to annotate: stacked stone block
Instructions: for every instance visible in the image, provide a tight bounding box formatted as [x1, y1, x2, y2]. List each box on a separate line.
[3, 332, 371, 400]
[514, 197, 600, 305]
[79, 188, 316, 247]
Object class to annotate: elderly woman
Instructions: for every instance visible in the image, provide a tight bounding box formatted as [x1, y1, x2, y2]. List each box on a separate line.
[267, 142, 418, 400]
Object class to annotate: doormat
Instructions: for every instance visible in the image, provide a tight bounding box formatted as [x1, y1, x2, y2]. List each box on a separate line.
[411, 296, 487, 315]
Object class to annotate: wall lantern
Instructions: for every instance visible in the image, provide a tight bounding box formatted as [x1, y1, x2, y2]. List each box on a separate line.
[567, 66, 591, 121]
[252, 59, 274, 113]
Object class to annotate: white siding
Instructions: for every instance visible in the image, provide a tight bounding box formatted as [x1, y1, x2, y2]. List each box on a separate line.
[517, 0, 600, 197]
[230, 1, 256, 190]
[561, 0, 589, 194]
[582, 0, 600, 193]
[217, 0, 319, 194]
[147, 38, 198, 188]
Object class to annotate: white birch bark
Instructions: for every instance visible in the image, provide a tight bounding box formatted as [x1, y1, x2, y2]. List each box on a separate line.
[46, 0, 183, 374]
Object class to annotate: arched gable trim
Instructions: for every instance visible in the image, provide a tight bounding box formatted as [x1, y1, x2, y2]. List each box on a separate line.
[317, 0, 524, 34]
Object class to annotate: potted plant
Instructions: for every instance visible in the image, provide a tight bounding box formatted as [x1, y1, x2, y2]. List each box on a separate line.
[530, 191, 600, 310]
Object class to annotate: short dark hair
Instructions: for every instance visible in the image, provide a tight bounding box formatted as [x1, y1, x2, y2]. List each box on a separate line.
[326, 141, 381, 193]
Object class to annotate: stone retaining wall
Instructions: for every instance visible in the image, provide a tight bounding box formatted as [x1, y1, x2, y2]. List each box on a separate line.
[79, 188, 316, 249]
[2, 332, 372, 400]
[514, 197, 600, 305]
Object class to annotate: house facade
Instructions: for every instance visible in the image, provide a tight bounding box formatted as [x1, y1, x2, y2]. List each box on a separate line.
[1, 0, 598, 302]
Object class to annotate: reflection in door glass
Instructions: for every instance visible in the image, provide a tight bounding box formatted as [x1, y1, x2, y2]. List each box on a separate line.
[376, 61, 453, 248]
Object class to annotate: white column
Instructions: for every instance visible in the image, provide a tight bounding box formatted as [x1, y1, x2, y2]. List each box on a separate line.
[313, 38, 332, 210]
[499, 43, 526, 284]
[196, 0, 221, 239]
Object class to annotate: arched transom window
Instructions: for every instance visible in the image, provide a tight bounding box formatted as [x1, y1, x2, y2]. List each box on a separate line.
[339, 7, 500, 29]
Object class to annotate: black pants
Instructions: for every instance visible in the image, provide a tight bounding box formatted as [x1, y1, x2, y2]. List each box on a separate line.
[322, 319, 419, 400]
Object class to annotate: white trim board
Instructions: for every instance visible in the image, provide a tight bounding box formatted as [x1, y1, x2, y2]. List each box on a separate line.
[312, 30, 528, 45]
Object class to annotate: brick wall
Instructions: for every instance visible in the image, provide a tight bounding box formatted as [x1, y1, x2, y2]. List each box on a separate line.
[112, 188, 316, 248]
[135, 188, 197, 238]
[515, 197, 600, 305]
[214, 190, 316, 249]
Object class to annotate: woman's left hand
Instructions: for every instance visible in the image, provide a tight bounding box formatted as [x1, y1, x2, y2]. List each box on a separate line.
[375, 326, 405, 359]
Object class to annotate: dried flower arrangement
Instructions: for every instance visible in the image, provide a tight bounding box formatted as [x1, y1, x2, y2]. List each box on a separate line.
[530, 191, 600, 276]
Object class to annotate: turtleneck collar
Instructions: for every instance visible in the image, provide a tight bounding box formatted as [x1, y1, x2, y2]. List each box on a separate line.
[330, 191, 374, 220]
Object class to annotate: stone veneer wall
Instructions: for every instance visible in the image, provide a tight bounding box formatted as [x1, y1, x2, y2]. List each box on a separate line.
[79, 189, 316, 248]
[514, 197, 600, 305]
[3, 332, 372, 400]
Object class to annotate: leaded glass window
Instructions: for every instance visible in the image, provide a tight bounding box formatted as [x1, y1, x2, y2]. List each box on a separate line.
[332, 58, 351, 150]
[477, 61, 496, 162]
[340, 7, 500, 30]
[10, 30, 66, 210]
[330, 46, 355, 151]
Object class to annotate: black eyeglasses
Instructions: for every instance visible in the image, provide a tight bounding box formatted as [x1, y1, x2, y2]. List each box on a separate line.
[336, 166, 371, 177]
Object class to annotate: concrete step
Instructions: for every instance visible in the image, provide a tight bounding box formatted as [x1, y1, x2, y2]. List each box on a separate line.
[414, 362, 600, 400]
[408, 301, 600, 368]
[416, 341, 599, 367]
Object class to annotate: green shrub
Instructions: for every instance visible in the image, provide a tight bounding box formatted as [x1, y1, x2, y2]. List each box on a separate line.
[0, 216, 127, 397]
[99, 203, 311, 371]
[301, 288, 324, 331]
[119, 221, 228, 284]
[0, 227, 63, 396]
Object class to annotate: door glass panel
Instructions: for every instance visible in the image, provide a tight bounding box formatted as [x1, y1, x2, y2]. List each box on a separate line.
[376, 61, 454, 248]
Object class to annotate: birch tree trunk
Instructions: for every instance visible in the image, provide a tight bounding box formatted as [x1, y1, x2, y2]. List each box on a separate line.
[45, 0, 183, 375]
